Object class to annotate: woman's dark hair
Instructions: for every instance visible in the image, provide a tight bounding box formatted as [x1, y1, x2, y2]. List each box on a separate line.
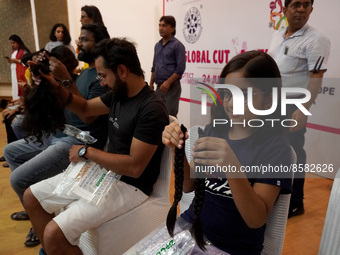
[213, 50, 286, 145]
[160, 15, 176, 36]
[167, 125, 207, 251]
[93, 38, 144, 77]
[8, 34, 31, 53]
[21, 49, 44, 67]
[21, 47, 79, 144]
[81, 5, 104, 25]
[49, 23, 71, 45]
[22, 60, 66, 144]
[166, 124, 187, 236]
[50, 46, 78, 75]
[285, 0, 314, 7]
[190, 127, 207, 251]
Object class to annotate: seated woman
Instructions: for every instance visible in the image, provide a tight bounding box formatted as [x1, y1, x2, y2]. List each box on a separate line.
[159, 51, 293, 254]
[6, 46, 79, 247]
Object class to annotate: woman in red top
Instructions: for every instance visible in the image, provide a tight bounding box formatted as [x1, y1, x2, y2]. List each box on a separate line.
[7, 34, 31, 100]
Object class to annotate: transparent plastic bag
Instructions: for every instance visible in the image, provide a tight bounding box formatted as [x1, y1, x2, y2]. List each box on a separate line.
[53, 161, 121, 205]
[63, 124, 97, 144]
[124, 224, 195, 255]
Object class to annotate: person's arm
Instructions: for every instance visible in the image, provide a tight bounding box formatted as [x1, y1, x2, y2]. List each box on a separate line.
[149, 72, 155, 91]
[9, 58, 21, 64]
[47, 55, 105, 123]
[159, 73, 180, 93]
[69, 138, 158, 178]
[150, 49, 156, 91]
[69, 99, 168, 178]
[159, 42, 186, 93]
[39, 71, 110, 119]
[290, 71, 325, 132]
[192, 137, 281, 228]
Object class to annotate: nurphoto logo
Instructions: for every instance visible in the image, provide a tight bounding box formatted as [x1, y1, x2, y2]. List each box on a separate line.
[197, 79, 311, 128]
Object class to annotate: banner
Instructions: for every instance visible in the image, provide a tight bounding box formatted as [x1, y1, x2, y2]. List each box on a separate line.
[165, 0, 340, 178]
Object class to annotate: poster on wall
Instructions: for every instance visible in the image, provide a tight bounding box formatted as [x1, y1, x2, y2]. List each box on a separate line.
[164, 0, 339, 179]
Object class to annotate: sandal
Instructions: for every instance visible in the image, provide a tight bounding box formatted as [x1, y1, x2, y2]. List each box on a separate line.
[0, 155, 5, 162]
[10, 211, 29, 221]
[24, 228, 40, 247]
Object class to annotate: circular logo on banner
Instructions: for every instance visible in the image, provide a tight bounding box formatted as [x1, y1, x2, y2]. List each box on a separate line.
[183, 7, 203, 44]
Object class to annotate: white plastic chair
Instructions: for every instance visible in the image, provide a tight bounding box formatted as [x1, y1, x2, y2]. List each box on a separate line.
[78, 146, 172, 255]
[318, 168, 340, 255]
[179, 125, 295, 255]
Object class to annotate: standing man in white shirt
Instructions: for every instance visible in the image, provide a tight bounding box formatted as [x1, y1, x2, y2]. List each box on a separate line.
[268, 0, 330, 218]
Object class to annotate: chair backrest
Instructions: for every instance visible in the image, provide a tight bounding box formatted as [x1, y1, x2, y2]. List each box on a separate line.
[318, 168, 340, 255]
[261, 146, 295, 255]
[261, 193, 291, 255]
[151, 145, 172, 199]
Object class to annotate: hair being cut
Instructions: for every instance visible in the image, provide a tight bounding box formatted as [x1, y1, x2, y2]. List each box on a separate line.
[166, 124, 187, 236]
[21, 59, 66, 145]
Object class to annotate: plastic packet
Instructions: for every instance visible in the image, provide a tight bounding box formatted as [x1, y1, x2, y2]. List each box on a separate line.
[53, 161, 90, 197]
[53, 161, 121, 205]
[72, 165, 121, 205]
[63, 124, 97, 144]
[125, 224, 195, 255]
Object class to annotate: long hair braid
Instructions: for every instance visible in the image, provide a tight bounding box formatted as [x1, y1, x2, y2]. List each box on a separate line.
[191, 127, 206, 250]
[166, 124, 187, 236]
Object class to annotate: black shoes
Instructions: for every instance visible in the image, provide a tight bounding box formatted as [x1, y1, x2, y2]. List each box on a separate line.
[288, 204, 305, 218]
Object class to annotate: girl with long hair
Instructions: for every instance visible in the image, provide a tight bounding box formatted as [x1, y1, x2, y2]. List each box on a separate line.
[162, 50, 293, 254]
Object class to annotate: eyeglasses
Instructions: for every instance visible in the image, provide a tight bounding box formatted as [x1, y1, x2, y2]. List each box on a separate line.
[78, 37, 95, 43]
[289, 2, 312, 10]
[96, 75, 104, 81]
[223, 89, 267, 104]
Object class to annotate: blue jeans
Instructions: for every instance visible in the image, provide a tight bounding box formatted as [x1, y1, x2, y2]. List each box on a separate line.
[4, 135, 83, 203]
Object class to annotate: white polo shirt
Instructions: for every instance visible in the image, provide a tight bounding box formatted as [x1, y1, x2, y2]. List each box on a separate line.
[268, 24, 330, 94]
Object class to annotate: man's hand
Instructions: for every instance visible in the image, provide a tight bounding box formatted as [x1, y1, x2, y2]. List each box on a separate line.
[49, 56, 72, 81]
[159, 80, 170, 93]
[290, 109, 308, 132]
[69, 145, 85, 163]
[2, 108, 16, 119]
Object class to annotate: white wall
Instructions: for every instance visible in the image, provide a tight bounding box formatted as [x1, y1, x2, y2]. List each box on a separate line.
[67, 0, 163, 83]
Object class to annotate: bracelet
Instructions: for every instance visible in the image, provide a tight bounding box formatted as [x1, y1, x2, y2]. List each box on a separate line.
[65, 91, 73, 106]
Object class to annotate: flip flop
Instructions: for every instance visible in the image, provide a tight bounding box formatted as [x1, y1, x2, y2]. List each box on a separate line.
[0, 156, 5, 162]
[10, 211, 29, 221]
[24, 228, 40, 247]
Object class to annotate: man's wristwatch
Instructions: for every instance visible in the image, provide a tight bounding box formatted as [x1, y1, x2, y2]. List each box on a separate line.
[78, 145, 88, 160]
[61, 79, 73, 88]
